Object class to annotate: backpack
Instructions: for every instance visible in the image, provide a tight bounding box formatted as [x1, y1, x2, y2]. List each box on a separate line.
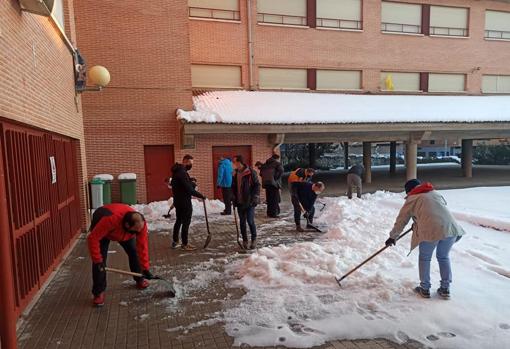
[260, 164, 276, 189]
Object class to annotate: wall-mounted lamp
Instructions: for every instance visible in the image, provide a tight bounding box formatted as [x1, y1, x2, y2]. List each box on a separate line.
[74, 49, 111, 93]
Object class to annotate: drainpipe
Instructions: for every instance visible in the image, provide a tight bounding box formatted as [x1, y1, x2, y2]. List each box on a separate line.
[0, 142, 17, 349]
[247, 0, 255, 90]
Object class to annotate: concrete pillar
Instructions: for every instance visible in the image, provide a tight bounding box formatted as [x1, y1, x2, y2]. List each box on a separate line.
[363, 142, 372, 183]
[0, 140, 17, 349]
[389, 141, 397, 175]
[308, 143, 316, 168]
[343, 142, 349, 169]
[406, 141, 418, 180]
[462, 139, 473, 178]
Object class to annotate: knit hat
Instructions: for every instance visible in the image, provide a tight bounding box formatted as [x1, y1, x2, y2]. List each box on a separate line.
[404, 179, 421, 194]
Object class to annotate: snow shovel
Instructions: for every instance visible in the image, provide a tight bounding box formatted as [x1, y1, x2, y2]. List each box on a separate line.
[299, 203, 322, 233]
[233, 206, 245, 250]
[335, 228, 413, 287]
[203, 200, 212, 249]
[162, 207, 172, 219]
[105, 267, 176, 297]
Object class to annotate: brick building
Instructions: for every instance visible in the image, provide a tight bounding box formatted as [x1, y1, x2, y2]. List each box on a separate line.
[74, 0, 510, 204]
[1, 0, 89, 347]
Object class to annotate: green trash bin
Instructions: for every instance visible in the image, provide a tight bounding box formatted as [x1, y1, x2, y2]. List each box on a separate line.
[93, 174, 114, 205]
[90, 178, 104, 209]
[118, 173, 137, 205]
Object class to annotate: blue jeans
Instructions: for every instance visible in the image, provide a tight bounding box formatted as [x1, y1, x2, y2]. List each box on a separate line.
[418, 236, 457, 290]
[238, 206, 257, 241]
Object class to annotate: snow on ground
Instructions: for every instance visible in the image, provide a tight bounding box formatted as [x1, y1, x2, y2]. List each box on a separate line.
[131, 198, 225, 232]
[223, 188, 510, 348]
[177, 91, 510, 124]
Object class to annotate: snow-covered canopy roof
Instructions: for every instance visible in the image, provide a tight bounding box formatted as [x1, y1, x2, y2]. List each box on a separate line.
[177, 91, 510, 125]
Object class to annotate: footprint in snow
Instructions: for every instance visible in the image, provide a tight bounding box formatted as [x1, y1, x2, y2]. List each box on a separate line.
[500, 323, 510, 330]
[427, 332, 456, 341]
[396, 331, 409, 342]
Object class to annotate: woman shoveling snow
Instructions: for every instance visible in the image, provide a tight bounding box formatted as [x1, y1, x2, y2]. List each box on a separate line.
[386, 179, 465, 300]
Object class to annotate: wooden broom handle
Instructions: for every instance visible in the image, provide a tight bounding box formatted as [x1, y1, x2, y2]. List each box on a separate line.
[105, 267, 143, 278]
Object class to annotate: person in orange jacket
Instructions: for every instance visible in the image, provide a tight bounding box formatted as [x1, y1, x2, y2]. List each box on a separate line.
[87, 203, 154, 307]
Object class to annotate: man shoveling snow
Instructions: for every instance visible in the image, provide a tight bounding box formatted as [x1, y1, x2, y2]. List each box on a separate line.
[386, 179, 465, 300]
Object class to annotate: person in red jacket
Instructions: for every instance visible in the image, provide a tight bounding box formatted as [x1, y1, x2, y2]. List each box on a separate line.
[87, 203, 155, 307]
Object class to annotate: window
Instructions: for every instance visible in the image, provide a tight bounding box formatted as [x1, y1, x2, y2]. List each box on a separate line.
[257, 0, 307, 26]
[259, 68, 308, 89]
[380, 72, 420, 91]
[430, 6, 469, 37]
[52, 0, 65, 30]
[188, 0, 240, 21]
[381, 2, 422, 34]
[191, 65, 242, 88]
[316, 0, 362, 30]
[482, 75, 510, 93]
[317, 70, 361, 90]
[485, 10, 510, 40]
[428, 73, 465, 92]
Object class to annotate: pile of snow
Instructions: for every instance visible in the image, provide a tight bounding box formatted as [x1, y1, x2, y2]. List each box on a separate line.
[177, 91, 510, 124]
[223, 188, 510, 348]
[93, 174, 114, 181]
[118, 173, 136, 180]
[131, 199, 225, 232]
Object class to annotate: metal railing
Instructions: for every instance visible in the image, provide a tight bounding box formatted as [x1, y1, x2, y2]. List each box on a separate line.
[257, 12, 307, 26]
[381, 22, 421, 34]
[316, 17, 362, 30]
[485, 29, 510, 40]
[430, 26, 468, 37]
[188, 7, 240, 21]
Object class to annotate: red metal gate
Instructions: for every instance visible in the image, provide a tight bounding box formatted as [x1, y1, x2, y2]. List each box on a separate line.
[0, 121, 82, 314]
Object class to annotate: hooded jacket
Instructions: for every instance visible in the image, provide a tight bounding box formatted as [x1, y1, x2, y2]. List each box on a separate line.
[171, 163, 204, 206]
[390, 183, 465, 251]
[261, 157, 284, 189]
[217, 158, 233, 188]
[232, 166, 260, 209]
[87, 204, 149, 270]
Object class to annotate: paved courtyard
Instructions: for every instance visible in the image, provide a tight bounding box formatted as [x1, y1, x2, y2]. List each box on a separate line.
[17, 203, 429, 349]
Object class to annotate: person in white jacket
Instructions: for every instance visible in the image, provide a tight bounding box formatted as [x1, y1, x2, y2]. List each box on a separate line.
[386, 179, 465, 299]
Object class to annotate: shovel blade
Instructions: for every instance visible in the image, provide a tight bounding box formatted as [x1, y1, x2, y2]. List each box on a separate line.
[203, 234, 212, 249]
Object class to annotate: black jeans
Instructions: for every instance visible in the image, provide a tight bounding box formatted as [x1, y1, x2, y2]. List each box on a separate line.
[238, 206, 257, 241]
[294, 205, 315, 226]
[221, 187, 233, 214]
[92, 238, 142, 296]
[265, 186, 280, 217]
[173, 203, 193, 245]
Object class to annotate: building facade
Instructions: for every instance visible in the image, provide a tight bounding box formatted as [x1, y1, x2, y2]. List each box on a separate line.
[1, 0, 89, 346]
[75, 0, 510, 204]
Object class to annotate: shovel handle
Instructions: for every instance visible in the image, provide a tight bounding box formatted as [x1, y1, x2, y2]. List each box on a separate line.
[105, 267, 143, 278]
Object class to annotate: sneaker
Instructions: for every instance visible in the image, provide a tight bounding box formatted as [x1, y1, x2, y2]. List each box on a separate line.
[171, 241, 179, 249]
[306, 224, 315, 229]
[93, 293, 105, 307]
[220, 211, 231, 216]
[249, 239, 257, 250]
[414, 286, 431, 299]
[136, 279, 149, 290]
[296, 225, 304, 232]
[242, 240, 249, 250]
[437, 287, 450, 300]
[181, 244, 197, 251]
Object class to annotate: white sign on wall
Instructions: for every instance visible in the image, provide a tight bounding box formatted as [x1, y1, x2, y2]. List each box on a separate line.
[49, 156, 57, 184]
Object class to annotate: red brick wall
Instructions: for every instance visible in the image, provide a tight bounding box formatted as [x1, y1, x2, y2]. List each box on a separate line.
[0, 0, 89, 227]
[189, 0, 510, 93]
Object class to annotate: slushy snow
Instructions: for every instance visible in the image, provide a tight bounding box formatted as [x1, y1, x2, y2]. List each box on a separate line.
[223, 188, 510, 348]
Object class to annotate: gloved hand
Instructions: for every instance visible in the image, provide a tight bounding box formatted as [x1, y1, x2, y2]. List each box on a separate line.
[93, 262, 106, 273]
[385, 238, 396, 247]
[142, 269, 156, 280]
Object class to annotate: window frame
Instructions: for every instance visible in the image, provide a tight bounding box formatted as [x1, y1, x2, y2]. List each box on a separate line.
[188, 0, 241, 22]
[484, 9, 510, 41]
[429, 4, 470, 38]
[380, 0, 423, 35]
[427, 73, 466, 93]
[315, 0, 363, 31]
[191, 64, 243, 89]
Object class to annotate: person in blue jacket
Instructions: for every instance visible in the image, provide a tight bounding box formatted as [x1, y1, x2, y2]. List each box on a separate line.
[217, 157, 234, 215]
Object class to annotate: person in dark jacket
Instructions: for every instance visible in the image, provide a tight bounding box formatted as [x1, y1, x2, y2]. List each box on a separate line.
[171, 155, 206, 251]
[347, 164, 364, 199]
[87, 204, 155, 307]
[287, 167, 315, 192]
[291, 181, 325, 231]
[217, 157, 233, 215]
[260, 154, 284, 218]
[232, 155, 260, 250]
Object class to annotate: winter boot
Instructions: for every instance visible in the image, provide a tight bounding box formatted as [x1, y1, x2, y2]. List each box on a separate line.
[171, 241, 179, 249]
[242, 240, 249, 250]
[296, 224, 304, 232]
[221, 211, 231, 216]
[437, 287, 450, 300]
[93, 292, 105, 307]
[136, 279, 149, 290]
[249, 239, 257, 250]
[414, 286, 431, 299]
[181, 244, 197, 251]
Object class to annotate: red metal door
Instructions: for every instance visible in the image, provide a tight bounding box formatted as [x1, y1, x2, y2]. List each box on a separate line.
[0, 121, 81, 315]
[144, 145, 174, 203]
[212, 146, 252, 200]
